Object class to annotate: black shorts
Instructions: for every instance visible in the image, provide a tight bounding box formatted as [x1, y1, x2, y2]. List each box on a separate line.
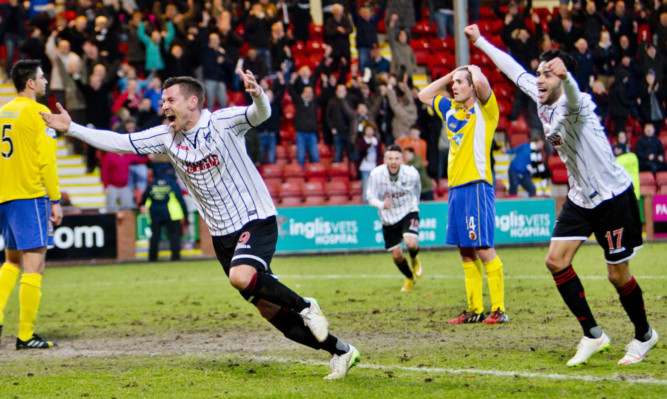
[552, 186, 643, 264]
[212, 216, 277, 276]
[382, 212, 420, 250]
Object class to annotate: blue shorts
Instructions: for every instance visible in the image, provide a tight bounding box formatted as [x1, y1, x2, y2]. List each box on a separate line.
[0, 197, 54, 250]
[446, 182, 495, 248]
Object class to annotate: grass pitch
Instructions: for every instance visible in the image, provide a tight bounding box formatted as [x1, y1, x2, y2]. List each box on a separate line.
[0, 243, 665, 398]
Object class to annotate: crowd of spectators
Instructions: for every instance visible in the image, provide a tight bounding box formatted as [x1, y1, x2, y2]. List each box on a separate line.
[1, 0, 666, 207]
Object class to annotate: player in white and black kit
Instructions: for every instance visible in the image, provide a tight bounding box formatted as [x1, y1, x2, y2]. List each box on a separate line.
[40, 69, 359, 380]
[464, 24, 658, 367]
[367, 144, 423, 292]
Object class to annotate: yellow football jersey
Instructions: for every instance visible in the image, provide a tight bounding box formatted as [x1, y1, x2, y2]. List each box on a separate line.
[0, 96, 60, 203]
[434, 92, 499, 188]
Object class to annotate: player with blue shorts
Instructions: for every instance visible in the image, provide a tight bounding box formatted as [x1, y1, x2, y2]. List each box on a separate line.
[0, 60, 63, 349]
[419, 64, 508, 325]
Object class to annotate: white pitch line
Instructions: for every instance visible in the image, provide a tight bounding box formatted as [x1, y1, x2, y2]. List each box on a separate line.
[51, 274, 667, 289]
[248, 356, 667, 386]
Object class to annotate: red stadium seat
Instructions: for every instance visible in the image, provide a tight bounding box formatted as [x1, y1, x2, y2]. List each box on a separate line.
[227, 91, 247, 106]
[265, 179, 281, 201]
[430, 38, 455, 54]
[495, 179, 506, 198]
[659, 185, 667, 195]
[349, 180, 362, 197]
[260, 164, 284, 180]
[639, 171, 655, 187]
[430, 66, 452, 80]
[279, 180, 303, 200]
[410, 38, 430, 52]
[551, 168, 569, 185]
[328, 162, 350, 179]
[325, 180, 349, 197]
[305, 162, 328, 183]
[283, 162, 305, 179]
[326, 195, 349, 205]
[280, 196, 303, 206]
[414, 49, 430, 65]
[303, 181, 326, 205]
[309, 24, 323, 39]
[510, 134, 530, 147]
[427, 53, 456, 70]
[640, 184, 656, 196]
[412, 21, 434, 37]
[303, 195, 326, 206]
[547, 155, 565, 173]
[656, 171, 667, 187]
[292, 41, 306, 57]
[306, 40, 325, 56]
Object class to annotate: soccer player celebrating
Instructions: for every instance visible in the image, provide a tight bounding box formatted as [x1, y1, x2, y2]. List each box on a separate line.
[366, 144, 423, 292]
[41, 69, 359, 379]
[0, 60, 62, 349]
[418, 65, 508, 325]
[464, 23, 658, 366]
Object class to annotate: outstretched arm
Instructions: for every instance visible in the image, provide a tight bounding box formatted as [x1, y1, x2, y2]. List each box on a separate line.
[238, 68, 271, 126]
[464, 24, 539, 103]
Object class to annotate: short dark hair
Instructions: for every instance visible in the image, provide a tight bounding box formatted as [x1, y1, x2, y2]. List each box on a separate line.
[10, 60, 42, 92]
[538, 49, 577, 74]
[163, 76, 205, 110]
[386, 144, 402, 153]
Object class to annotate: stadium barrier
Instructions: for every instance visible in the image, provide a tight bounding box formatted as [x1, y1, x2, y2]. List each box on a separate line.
[2, 196, 662, 264]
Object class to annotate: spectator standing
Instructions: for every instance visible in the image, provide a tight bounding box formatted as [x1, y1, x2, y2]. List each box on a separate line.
[396, 124, 427, 165]
[403, 147, 434, 201]
[505, 141, 537, 197]
[202, 32, 231, 110]
[0, 0, 29, 77]
[124, 11, 147, 76]
[46, 31, 80, 108]
[592, 30, 618, 90]
[326, 84, 356, 162]
[609, 69, 635, 133]
[638, 68, 666, 127]
[242, 47, 269, 82]
[289, 0, 311, 42]
[386, 79, 417, 142]
[244, 2, 274, 72]
[635, 123, 667, 174]
[269, 21, 294, 78]
[350, 0, 386, 71]
[356, 122, 382, 202]
[112, 77, 143, 116]
[388, 15, 417, 80]
[257, 73, 286, 164]
[572, 38, 595, 92]
[137, 19, 175, 75]
[290, 72, 321, 167]
[433, 0, 455, 39]
[323, 4, 353, 72]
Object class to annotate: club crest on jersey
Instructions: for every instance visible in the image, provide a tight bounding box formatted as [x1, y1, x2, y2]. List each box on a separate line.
[465, 112, 472, 121]
[204, 131, 212, 143]
[184, 154, 220, 173]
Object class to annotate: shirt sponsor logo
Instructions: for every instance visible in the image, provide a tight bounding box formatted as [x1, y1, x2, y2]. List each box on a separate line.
[185, 154, 220, 173]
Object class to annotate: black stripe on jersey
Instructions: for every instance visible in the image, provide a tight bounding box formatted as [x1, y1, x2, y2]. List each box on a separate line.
[244, 107, 253, 127]
[209, 123, 260, 216]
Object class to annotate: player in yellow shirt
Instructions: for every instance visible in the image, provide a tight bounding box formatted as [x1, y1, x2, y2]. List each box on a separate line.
[418, 64, 508, 324]
[0, 60, 62, 349]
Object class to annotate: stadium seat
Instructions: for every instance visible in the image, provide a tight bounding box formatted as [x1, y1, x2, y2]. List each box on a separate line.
[328, 162, 350, 180]
[547, 155, 566, 173]
[551, 168, 569, 185]
[659, 185, 667, 195]
[412, 21, 434, 37]
[292, 41, 306, 57]
[309, 24, 323, 39]
[349, 180, 362, 197]
[656, 171, 667, 188]
[283, 162, 305, 180]
[496, 117, 508, 133]
[275, 144, 287, 161]
[430, 66, 452, 80]
[265, 179, 281, 201]
[409, 38, 430, 52]
[640, 184, 656, 196]
[305, 162, 328, 183]
[283, 103, 295, 121]
[349, 194, 363, 204]
[303, 181, 326, 205]
[497, 100, 512, 116]
[306, 40, 325, 56]
[414, 49, 430, 65]
[430, 38, 455, 54]
[325, 180, 349, 197]
[477, 20, 493, 35]
[479, 7, 495, 20]
[427, 53, 456, 70]
[227, 91, 247, 106]
[660, 136, 667, 151]
[260, 164, 283, 180]
[639, 171, 655, 187]
[318, 142, 331, 159]
[303, 195, 326, 206]
[280, 196, 303, 206]
[326, 194, 349, 205]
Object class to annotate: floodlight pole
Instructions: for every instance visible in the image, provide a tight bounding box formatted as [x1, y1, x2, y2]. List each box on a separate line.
[454, 0, 470, 66]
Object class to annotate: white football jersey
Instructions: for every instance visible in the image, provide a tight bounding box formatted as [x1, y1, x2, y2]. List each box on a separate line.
[476, 37, 631, 209]
[67, 95, 275, 235]
[367, 164, 421, 225]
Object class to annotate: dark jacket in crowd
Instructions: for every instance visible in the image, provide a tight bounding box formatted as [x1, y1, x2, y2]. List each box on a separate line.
[256, 79, 285, 134]
[349, 0, 386, 49]
[289, 81, 320, 133]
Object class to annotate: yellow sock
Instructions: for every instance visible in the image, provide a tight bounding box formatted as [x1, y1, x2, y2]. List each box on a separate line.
[0, 263, 21, 325]
[462, 260, 484, 314]
[484, 257, 505, 313]
[18, 273, 42, 341]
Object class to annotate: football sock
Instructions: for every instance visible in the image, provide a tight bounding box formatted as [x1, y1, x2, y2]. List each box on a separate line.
[408, 248, 419, 259]
[616, 277, 650, 341]
[462, 260, 483, 314]
[395, 258, 413, 279]
[552, 265, 599, 338]
[269, 307, 348, 355]
[0, 263, 20, 324]
[241, 273, 309, 312]
[18, 273, 42, 341]
[484, 257, 505, 313]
